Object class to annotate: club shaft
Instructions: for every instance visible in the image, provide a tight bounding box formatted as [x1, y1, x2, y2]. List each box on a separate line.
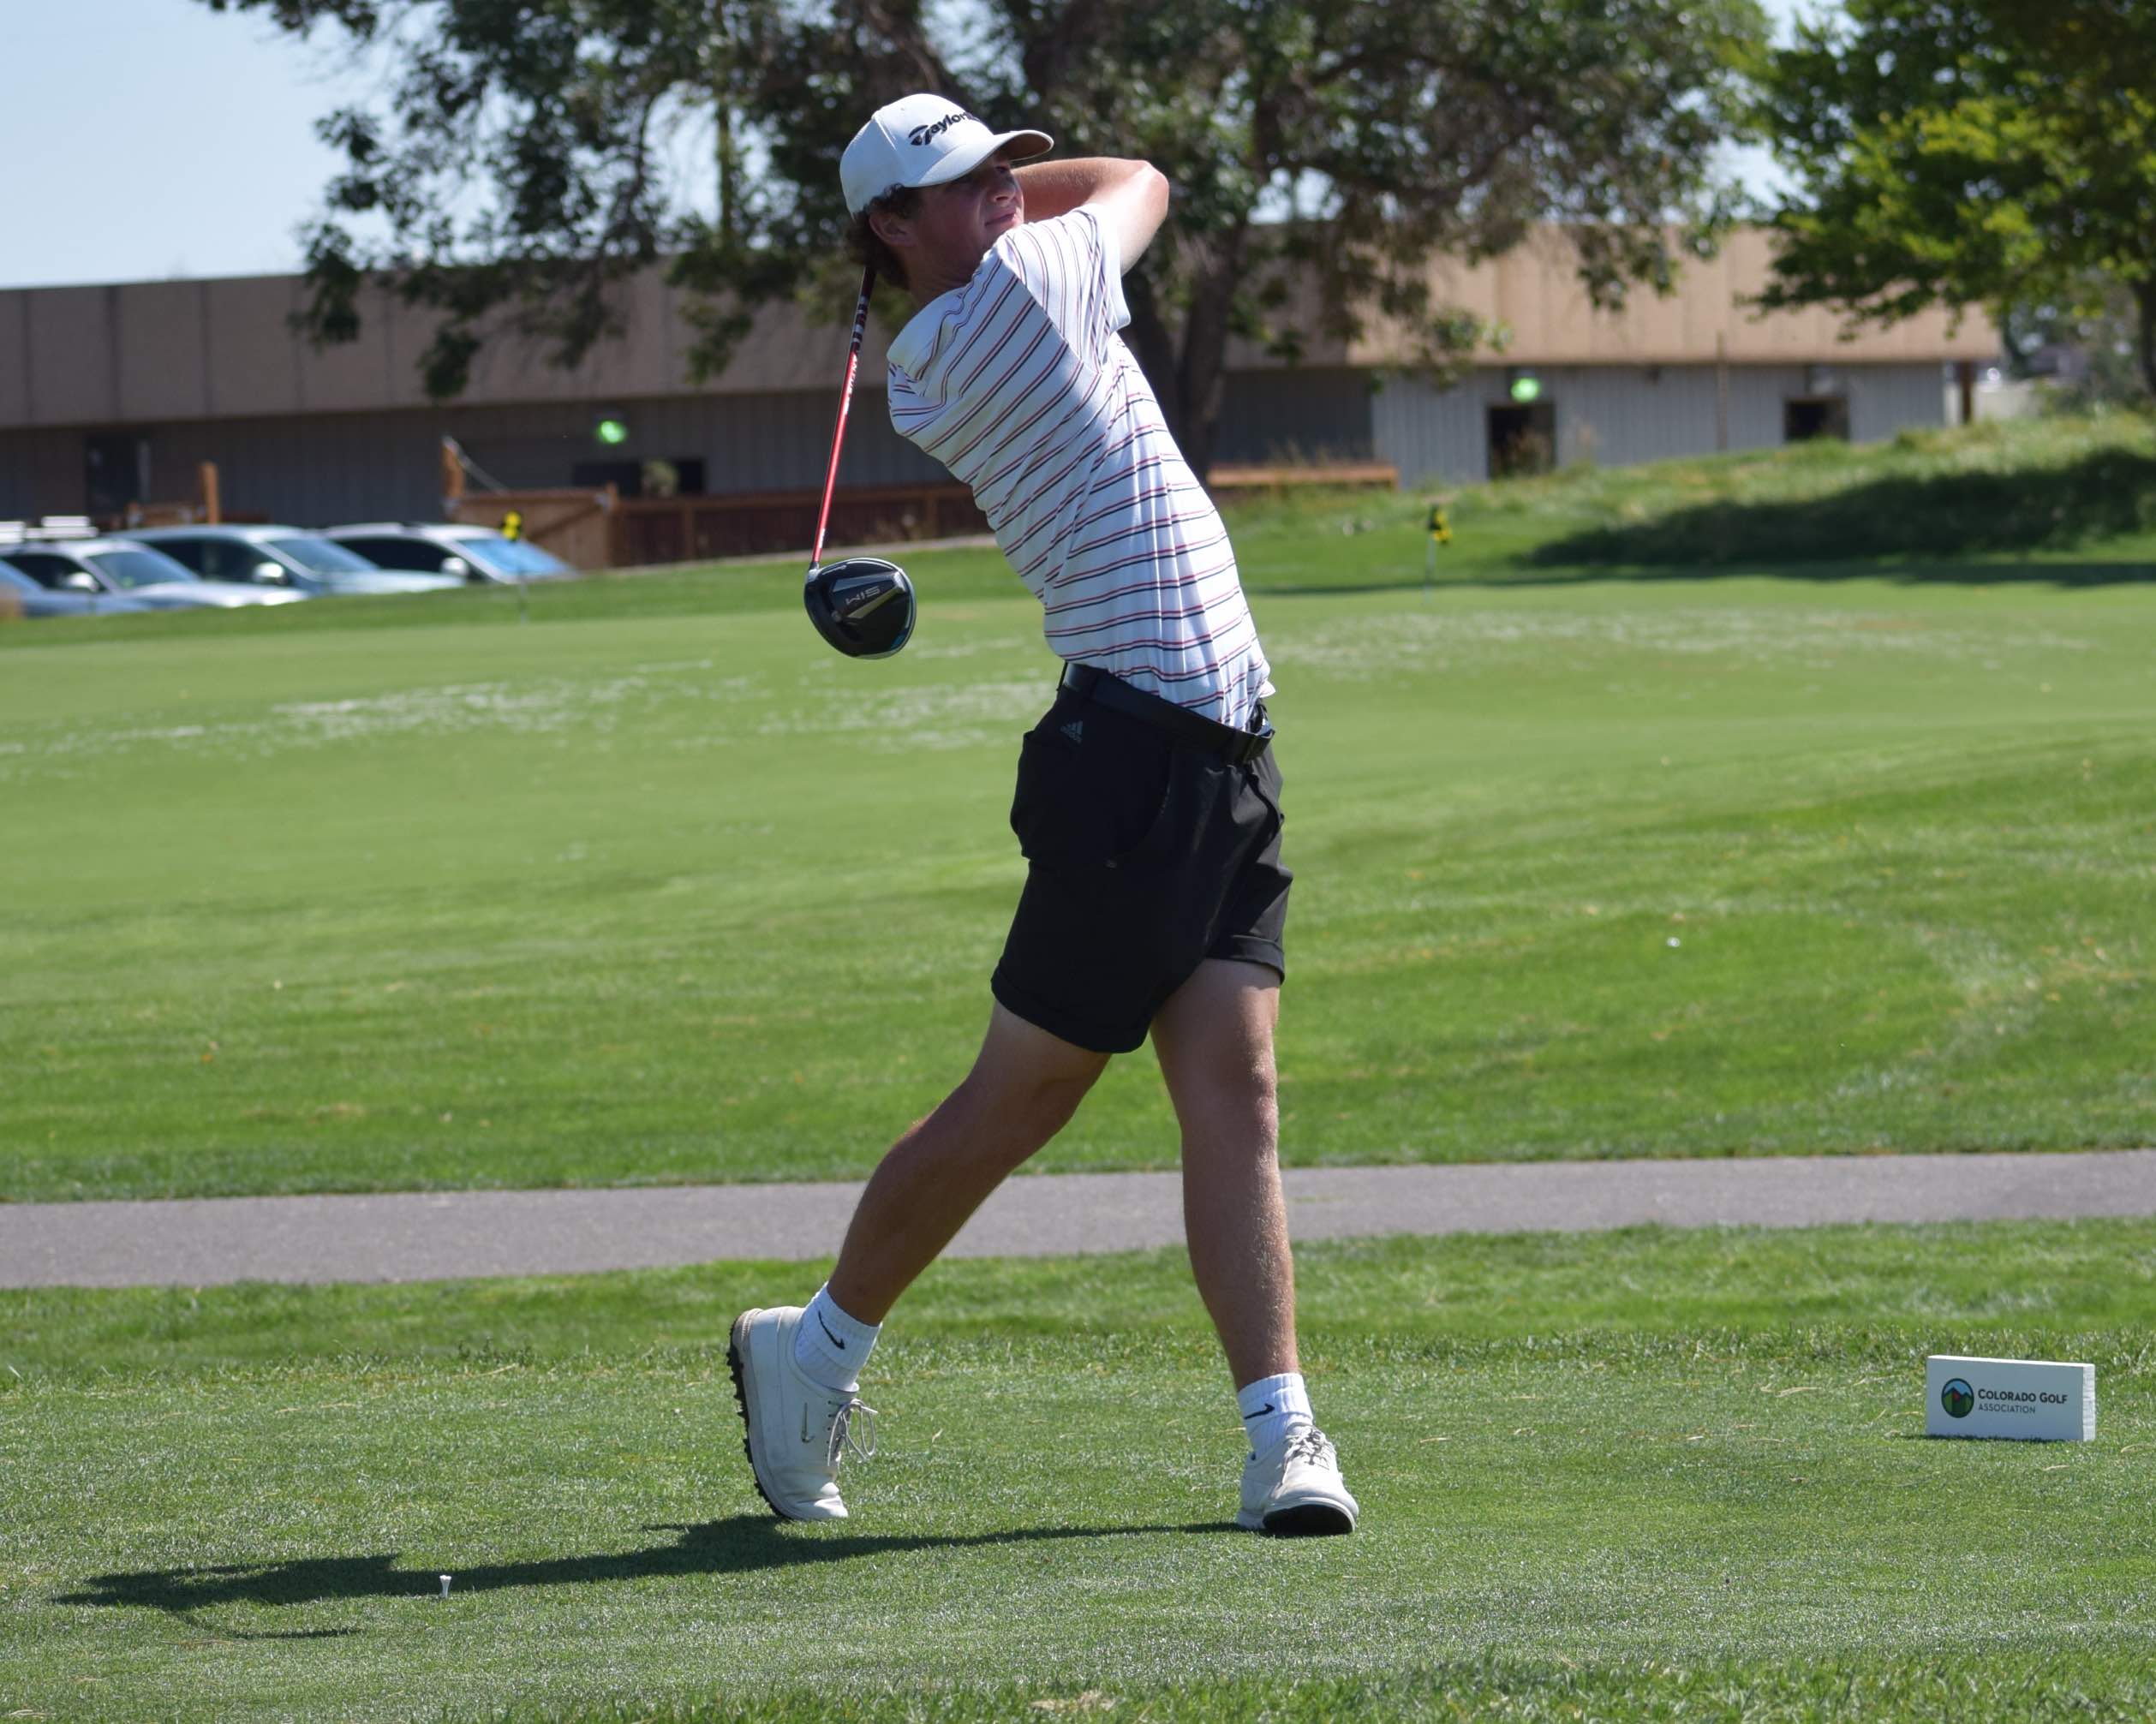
[810, 265, 878, 573]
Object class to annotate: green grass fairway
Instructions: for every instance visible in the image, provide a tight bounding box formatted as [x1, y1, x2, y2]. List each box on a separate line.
[3, 415, 2153, 1200]
[4, 1221, 2153, 1721]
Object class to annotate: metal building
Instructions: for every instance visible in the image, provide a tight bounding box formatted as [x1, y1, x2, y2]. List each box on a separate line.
[0, 228, 1994, 526]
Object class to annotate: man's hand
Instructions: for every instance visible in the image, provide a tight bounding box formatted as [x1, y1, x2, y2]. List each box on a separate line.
[1012, 157, 1169, 269]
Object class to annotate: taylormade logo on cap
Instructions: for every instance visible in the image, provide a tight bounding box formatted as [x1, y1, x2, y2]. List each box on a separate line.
[841, 92, 1054, 216]
[909, 109, 974, 146]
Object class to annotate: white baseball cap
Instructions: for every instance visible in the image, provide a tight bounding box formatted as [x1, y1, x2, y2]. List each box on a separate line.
[841, 93, 1054, 216]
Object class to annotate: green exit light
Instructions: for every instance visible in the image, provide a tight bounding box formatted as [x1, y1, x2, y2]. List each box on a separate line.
[594, 417, 629, 445]
[1509, 375, 1542, 404]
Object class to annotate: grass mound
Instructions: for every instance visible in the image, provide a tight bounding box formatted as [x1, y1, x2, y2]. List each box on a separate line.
[1523, 414, 2156, 569]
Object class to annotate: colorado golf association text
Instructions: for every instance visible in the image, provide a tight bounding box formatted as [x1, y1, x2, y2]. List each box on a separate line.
[1980, 1388, 2071, 1411]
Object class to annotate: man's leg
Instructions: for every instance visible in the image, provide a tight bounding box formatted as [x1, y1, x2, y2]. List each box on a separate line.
[1151, 956, 1357, 1536]
[829, 1001, 1110, 1321]
[730, 1001, 1108, 1521]
[1148, 957, 1297, 1387]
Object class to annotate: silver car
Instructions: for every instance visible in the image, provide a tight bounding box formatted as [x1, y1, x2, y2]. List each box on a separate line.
[325, 522, 580, 583]
[0, 539, 305, 610]
[0, 559, 155, 618]
[130, 526, 463, 597]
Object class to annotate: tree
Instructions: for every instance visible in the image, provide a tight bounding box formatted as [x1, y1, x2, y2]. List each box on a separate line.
[2006, 271, 2152, 404]
[1754, 0, 2156, 400]
[206, 0, 1765, 475]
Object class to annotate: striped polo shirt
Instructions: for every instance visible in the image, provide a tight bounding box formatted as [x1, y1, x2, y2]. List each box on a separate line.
[885, 206, 1271, 728]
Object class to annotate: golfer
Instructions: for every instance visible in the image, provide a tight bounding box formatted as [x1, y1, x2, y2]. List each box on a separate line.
[731, 93, 1358, 1537]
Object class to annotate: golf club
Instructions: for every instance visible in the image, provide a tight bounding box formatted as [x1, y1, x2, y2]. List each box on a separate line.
[803, 262, 917, 659]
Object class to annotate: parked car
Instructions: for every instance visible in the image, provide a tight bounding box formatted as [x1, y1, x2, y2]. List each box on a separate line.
[0, 538, 306, 611]
[129, 526, 463, 596]
[0, 559, 155, 619]
[325, 522, 579, 583]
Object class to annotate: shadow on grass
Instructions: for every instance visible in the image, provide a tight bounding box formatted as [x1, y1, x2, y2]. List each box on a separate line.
[1524, 446, 2156, 571]
[58, 1515, 1231, 1625]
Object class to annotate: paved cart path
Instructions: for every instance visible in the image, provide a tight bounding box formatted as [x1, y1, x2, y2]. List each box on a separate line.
[4, 1148, 2153, 1288]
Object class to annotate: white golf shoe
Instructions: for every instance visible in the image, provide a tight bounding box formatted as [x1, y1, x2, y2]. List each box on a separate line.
[728, 1306, 877, 1522]
[1237, 1424, 1359, 1536]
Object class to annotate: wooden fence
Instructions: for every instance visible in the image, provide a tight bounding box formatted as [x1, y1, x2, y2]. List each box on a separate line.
[1206, 462, 1398, 496]
[615, 484, 989, 566]
[449, 486, 621, 570]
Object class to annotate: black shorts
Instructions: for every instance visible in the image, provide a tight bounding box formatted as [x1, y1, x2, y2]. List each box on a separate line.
[990, 671, 1292, 1055]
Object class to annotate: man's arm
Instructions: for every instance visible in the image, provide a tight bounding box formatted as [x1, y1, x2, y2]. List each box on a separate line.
[1012, 157, 1170, 269]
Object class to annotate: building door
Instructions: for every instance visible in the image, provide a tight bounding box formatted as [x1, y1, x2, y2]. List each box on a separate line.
[572, 460, 644, 498]
[1783, 397, 1850, 443]
[1488, 403, 1556, 478]
[570, 458, 708, 499]
[84, 433, 147, 517]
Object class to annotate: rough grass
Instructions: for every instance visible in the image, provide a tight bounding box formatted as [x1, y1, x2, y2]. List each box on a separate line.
[1199, 406, 2156, 587]
[1521, 411, 2156, 568]
[485, 1665, 2156, 1722]
[4, 1220, 2153, 1721]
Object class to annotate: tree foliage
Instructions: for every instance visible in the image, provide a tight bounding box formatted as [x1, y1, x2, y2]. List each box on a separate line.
[204, 0, 1765, 474]
[2006, 273, 2152, 404]
[1755, 0, 2156, 398]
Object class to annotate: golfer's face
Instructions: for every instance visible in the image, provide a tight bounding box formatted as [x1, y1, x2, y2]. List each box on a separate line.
[918, 158, 1024, 271]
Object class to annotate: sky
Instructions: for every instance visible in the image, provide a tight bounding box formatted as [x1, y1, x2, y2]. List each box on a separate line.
[0, 0, 1818, 292]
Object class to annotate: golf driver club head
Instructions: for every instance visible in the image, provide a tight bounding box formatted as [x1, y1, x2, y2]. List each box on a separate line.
[804, 556, 917, 659]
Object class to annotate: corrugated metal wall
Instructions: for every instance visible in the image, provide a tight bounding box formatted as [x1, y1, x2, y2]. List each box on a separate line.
[0, 236, 1998, 439]
[0, 391, 947, 523]
[1372, 362, 1951, 486]
[1, 363, 1954, 523]
[0, 368, 1378, 523]
[1847, 364, 1958, 443]
[0, 430, 81, 518]
[1215, 369, 1375, 465]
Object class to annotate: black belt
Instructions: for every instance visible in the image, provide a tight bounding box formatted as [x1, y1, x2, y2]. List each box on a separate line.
[1058, 662, 1273, 764]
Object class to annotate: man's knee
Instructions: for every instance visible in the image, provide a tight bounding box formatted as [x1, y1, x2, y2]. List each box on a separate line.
[953, 1004, 1109, 1151]
[954, 1059, 1099, 1148]
[1159, 1015, 1277, 1130]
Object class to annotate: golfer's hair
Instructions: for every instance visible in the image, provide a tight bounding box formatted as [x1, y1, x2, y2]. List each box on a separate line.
[849, 187, 923, 291]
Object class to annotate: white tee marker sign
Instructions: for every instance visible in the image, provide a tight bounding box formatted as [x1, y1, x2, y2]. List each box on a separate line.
[1926, 1355, 2094, 1441]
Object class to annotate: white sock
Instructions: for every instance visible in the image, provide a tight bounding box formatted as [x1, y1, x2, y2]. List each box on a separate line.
[1237, 1371, 1313, 1453]
[793, 1284, 879, 1392]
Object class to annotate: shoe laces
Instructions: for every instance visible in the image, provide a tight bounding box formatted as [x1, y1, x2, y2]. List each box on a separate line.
[1284, 1426, 1336, 1470]
[826, 1395, 879, 1470]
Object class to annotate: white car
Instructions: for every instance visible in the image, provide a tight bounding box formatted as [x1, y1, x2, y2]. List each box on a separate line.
[325, 522, 579, 583]
[0, 539, 306, 610]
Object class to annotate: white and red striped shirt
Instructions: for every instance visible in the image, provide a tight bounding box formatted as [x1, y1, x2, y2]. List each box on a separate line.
[886, 206, 1271, 728]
